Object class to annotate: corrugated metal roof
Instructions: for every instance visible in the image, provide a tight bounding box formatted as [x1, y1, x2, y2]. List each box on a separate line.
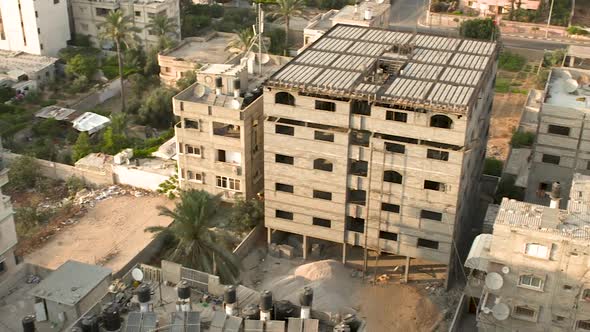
[267, 24, 497, 113]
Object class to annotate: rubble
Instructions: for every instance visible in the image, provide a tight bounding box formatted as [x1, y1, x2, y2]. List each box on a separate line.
[25, 274, 41, 284]
[74, 185, 153, 208]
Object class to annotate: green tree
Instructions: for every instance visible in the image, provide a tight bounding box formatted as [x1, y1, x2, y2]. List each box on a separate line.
[272, 0, 304, 51]
[146, 14, 179, 51]
[459, 18, 500, 40]
[110, 112, 129, 137]
[6, 155, 42, 192]
[226, 28, 256, 54]
[101, 127, 128, 154]
[145, 190, 240, 283]
[72, 132, 92, 161]
[176, 70, 197, 91]
[138, 87, 176, 128]
[66, 54, 98, 79]
[99, 9, 140, 112]
[229, 198, 264, 233]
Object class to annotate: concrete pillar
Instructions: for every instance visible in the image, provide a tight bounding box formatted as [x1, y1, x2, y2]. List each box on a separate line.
[404, 256, 411, 283]
[303, 235, 308, 260]
[267, 227, 272, 244]
[342, 243, 347, 264]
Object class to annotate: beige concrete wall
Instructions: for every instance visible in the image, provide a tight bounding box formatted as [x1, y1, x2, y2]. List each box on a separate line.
[174, 90, 264, 201]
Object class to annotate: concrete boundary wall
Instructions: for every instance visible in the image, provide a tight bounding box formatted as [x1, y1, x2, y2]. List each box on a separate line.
[70, 79, 122, 111]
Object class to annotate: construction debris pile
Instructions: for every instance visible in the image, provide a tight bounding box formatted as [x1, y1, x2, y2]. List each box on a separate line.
[74, 185, 153, 208]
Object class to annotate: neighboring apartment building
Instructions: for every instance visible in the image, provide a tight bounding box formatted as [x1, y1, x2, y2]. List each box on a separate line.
[461, 0, 540, 15]
[463, 188, 590, 331]
[302, 0, 390, 50]
[70, 0, 180, 49]
[525, 67, 590, 208]
[263, 24, 498, 284]
[0, 0, 70, 57]
[0, 140, 19, 283]
[172, 63, 264, 201]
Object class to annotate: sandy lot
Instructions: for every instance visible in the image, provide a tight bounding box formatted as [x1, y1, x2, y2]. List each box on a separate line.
[487, 93, 527, 160]
[25, 195, 175, 273]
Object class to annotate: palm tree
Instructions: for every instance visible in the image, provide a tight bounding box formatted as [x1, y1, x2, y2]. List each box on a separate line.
[146, 14, 179, 51]
[226, 28, 256, 54]
[272, 0, 304, 52]
[145, 190, 240, 283]
[99, 10, 139, 113]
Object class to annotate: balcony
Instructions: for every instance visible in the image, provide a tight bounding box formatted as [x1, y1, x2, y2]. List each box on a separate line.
[213, 122, 240, 139]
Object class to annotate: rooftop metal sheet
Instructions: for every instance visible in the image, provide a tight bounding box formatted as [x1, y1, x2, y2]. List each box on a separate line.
[29, 260, 111, 305]
[267, 24, 497, 113]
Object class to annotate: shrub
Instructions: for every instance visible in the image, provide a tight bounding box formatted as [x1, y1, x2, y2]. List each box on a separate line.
[269, 28, 286, 55]
[229, 198, 264, 233]
[213, 8, 256, 33]
[0, 87, 15, 103]
[543, 49, 566, 67]
[484, 158, 503, 177]
[460, 18, 500, 40]
[494, 175, 525, 203]
[66, 54, 98, 79]
[510, 131, 535, 148]
[40, 99, 57, 107]
[69, 76, 90, 94]
[7, 155, 42, 192]
[567, 26, 589, 36]
[498, 52, 526, 72]
[66, 176, 86, 195]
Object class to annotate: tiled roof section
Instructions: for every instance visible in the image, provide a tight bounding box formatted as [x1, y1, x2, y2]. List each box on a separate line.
[494, 198, 590, 240]
[267, 24, 498, 114]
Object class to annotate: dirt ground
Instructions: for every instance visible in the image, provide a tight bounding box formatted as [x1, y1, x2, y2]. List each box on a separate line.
[25, 195, 175, 273]
[487, 93, 527, 160]
[241, 249, 451, 332]
[572, 0, 590, 26]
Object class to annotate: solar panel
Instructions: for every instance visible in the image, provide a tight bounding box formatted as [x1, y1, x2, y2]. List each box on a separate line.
[141, 313, 158, 331]
[186, 312, 200, 325]
[287, 318, 304, 332]
[223, 316, 243, 332]
[126, 312, 142, 327]
[244, 320, 264, 332]
[266, 320, 286, 332]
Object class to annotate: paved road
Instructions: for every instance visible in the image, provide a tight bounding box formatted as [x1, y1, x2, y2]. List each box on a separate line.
[389, 0, 568, 50]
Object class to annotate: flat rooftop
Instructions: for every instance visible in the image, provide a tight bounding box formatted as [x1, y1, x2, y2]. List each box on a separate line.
[334, 2, 390, 23]
[544, 67, 590, 110]
[163, 34, 236, 65]
[30, 260, 111, 305]
[267, 24, 498, 114]
[493, 197, 590, 241]
[0, 50, 57, 76]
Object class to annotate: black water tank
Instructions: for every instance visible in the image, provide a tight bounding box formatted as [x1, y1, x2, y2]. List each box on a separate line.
[137, 284, 151, 303]
[260, 290, 273, 311]
[342, 314, 361, 332]
[177, 281, 191, 300]
[22, 315, 35, 332]
[224, 285, 237, 304]
[233, 79, 240, 90]
[102, 305, 121, 331]
[81, 315, 99, 332]
[215, 77, 223, 88]
[333, 323, 351, 332]
[242, 304, 260, 320]
[273, 300, 300, 321]
[300, 287, 313, 307]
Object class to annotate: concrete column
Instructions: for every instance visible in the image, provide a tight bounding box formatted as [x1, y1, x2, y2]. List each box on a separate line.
[404, 256, 411, 283]
[303, 235, 308, 260]
[267, 227, 272, 244]
[342, 243, 347, 264]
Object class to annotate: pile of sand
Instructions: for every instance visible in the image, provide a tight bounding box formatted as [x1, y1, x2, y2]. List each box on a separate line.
[264, 260, 360, 314]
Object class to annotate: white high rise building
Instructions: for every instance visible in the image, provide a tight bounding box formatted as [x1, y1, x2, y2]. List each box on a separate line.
[0, 0, 71, 57]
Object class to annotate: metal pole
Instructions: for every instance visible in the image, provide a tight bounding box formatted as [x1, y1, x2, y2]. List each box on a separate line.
[258, 3, 263, 76]
[545, 0, 555, 39]
[362, 141, 374, 279]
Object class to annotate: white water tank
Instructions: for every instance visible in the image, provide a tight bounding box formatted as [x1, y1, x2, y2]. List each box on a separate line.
[364, 9, 373, 20]
[564, 78, 579, 93]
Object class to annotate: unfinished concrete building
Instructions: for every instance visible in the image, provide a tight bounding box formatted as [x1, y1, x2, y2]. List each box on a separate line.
[525, 67, 590, 208]
[70, 0, 181, 49]
[463, 183, 590, 331]
[0, 140, 18, 282]
[173, 63, 264, 201]
[263, 24, 498, 284]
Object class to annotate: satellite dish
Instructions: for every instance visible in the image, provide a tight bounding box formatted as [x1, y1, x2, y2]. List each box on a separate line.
[194, 84, 206, 98]
[132, 268, 144, 282]
[485, 272, 504, 290]
[492, 303, 510, 321]
[564, 78, 579, 93]
[247, 52, 256, 62]
[501, 266, 510, 274]
[260, 53, 270, 65]
[231, 99, 241, 110]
